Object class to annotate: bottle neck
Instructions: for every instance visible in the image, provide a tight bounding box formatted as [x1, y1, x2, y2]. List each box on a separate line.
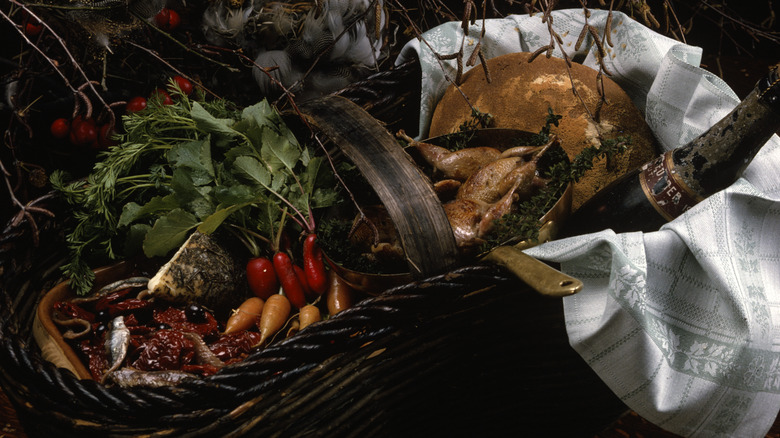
[671, 66, 780, 196]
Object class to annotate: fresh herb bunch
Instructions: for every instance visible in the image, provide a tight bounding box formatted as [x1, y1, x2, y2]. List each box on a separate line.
[51, 90, 340, 295]
[528, 108, 563, 145]
[439, 108, 496, 151]
[482, 132, 631, 251]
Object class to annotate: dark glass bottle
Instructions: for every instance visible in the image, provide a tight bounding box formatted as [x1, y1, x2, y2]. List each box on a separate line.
[561, 65, 780, 237]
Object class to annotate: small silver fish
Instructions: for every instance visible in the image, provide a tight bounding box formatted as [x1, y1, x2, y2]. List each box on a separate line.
[182, 332, 225, 369]
[102, 316, 130, 383]
[106, 368, 198, 388]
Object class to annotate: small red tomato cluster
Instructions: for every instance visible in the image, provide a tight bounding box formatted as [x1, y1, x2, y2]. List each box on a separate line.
[154, 8, 181, 31]
[246, 234, 329, 309]
[50, 115, 117, 150]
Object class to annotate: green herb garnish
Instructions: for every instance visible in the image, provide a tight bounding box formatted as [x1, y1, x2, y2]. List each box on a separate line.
[482, 133, 631, 250]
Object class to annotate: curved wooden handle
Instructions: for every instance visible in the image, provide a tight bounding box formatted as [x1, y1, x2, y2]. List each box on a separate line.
[481, 246, 582, 297]
[298, 95, 460, 278]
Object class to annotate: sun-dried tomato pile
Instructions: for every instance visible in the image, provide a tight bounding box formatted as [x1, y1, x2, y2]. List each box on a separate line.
[54, 286, 262, 382]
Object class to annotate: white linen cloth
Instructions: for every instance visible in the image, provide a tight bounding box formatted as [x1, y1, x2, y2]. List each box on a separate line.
[397, 9, 780, 437]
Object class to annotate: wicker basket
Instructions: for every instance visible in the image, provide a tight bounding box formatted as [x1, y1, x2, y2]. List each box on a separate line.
[0, 61, 627, 437]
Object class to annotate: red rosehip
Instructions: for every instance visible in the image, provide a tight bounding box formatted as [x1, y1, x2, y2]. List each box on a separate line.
[151, 88, 173, 105]
[126, 96, 147, 113]
[171, 75, 193, 95]
[70, 117, 97, 146]
[94, 123, 118, 149]
[24, 21, 43, 37]
[154, 8, 180, 31]
[50, 118, 70, 139]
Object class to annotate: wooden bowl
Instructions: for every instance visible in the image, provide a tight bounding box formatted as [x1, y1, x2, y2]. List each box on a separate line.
[32, 262, 134, 380]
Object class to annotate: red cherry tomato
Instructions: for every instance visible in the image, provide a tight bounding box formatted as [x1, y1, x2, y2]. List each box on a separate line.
[126, 96, 147, 113]
[50, 118, 70, 139]
[246, 257, 279, 300]
[171, 76, 193, 95]
[154, 8, 180, 31]
[24, 21, 43, 37]
[151, 89, 173, 105]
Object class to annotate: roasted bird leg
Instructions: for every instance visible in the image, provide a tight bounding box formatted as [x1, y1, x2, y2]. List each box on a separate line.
[396, 129, 502, 181]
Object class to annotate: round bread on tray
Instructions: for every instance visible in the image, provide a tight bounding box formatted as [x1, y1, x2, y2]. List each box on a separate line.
[429, 52, 660, 210]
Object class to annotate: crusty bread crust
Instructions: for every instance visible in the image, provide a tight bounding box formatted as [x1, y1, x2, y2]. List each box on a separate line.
[429, 52, 660, 210]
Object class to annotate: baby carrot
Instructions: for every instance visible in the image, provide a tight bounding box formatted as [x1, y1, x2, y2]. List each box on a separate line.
[298, 304, 321, 330]
[256, 294, 291, 346]
[224, 297, 264, 335]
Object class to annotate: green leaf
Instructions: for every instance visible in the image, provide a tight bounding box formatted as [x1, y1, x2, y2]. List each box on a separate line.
[234, 156, 272, 187]
[198, 202, 251, 234]
[170, 168, 216, 219]
[124, 223, 152, 256]
[261, 128, 300, 173]
[300, 155, 339, 209]
[240, 100, 277, 130]
[311, 187, 341, 209]
[143, 209, 199, 257]
[254, 198, 283, 236]
[190, 102, 239, 140]
[167, 139, 215, 186]
[118, 195, 180, 227]
[213, 184, 258, 205]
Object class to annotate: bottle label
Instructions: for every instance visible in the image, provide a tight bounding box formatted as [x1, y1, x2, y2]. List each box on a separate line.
[639, 152, 704, 221]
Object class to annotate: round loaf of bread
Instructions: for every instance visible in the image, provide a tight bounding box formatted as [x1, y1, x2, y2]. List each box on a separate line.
[429, 52, 660, 210]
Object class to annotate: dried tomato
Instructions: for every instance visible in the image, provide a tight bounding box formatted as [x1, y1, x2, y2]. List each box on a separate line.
[94, 289, 132, 312]
[75, 338, 108, 381]
[109, 298, 153, 319]
[53, 301, 95, 322]
[209, 331, 263, 362]
[132, 330, 195, 371]
[153, 306, 219, 338]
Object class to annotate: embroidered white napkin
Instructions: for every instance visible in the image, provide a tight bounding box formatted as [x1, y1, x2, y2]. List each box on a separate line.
[397, 9, 780, 437]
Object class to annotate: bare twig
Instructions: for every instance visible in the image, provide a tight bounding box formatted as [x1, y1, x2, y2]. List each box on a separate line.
[126, 41, 220, 100]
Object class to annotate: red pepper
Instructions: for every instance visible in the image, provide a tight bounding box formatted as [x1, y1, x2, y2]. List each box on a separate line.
[273, 252, 307, 309]
[303, 234, 328, 295]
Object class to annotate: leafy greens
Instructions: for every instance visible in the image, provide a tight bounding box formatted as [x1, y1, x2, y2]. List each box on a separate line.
[52, 94, 339, 295]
